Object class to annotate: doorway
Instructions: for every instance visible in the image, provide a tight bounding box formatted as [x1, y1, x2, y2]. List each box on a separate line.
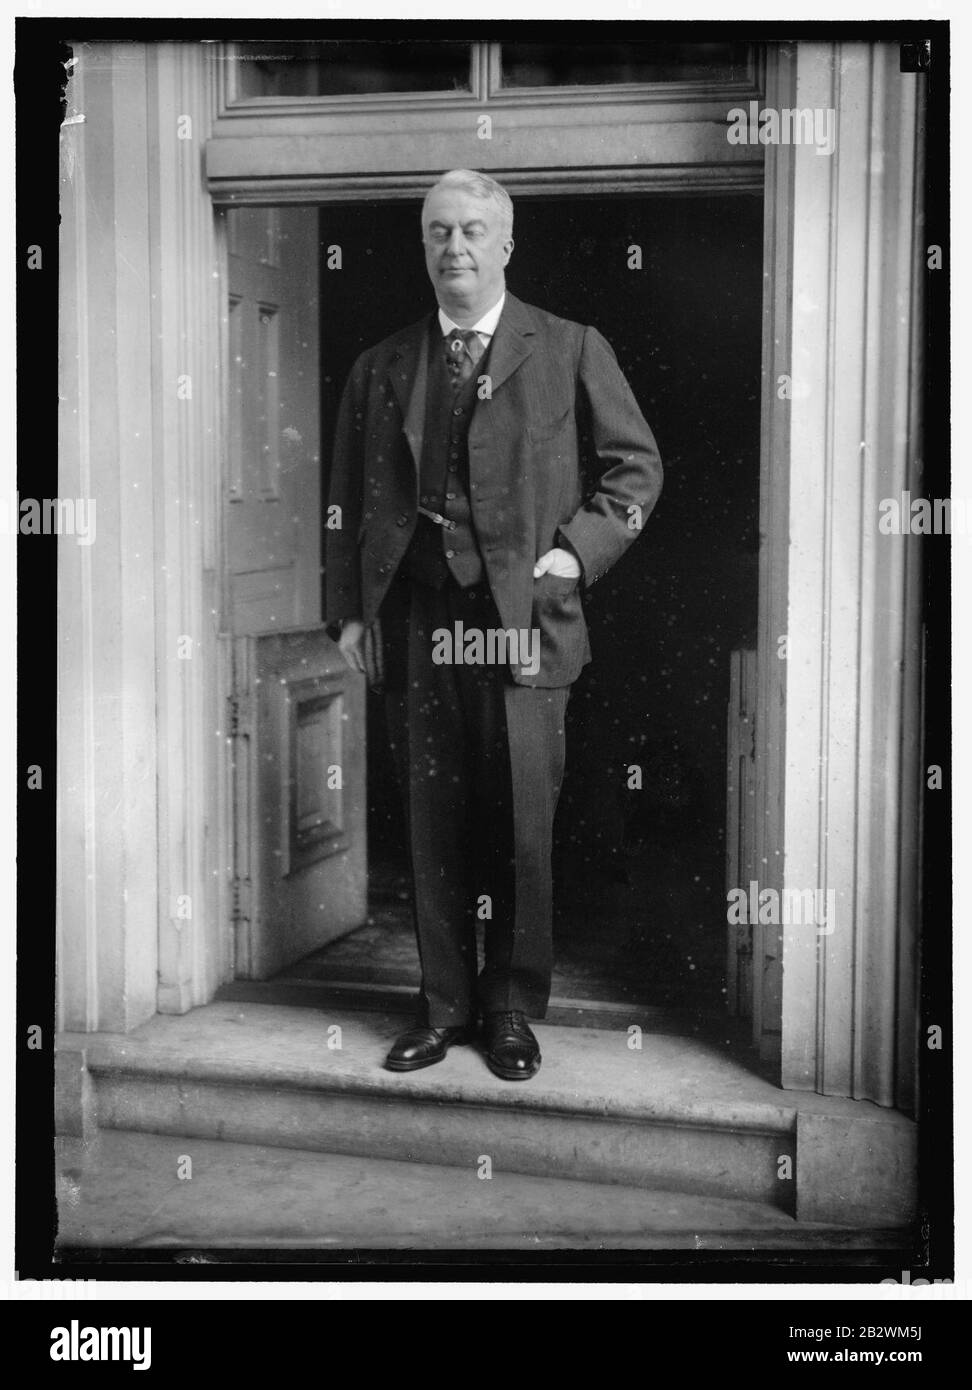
[290, 191, 764, 1014]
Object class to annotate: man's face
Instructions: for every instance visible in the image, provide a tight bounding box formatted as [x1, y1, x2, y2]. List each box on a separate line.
[422, 186, 513, 311]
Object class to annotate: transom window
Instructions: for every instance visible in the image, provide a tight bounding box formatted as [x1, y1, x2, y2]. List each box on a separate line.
[234, 40, 472, 99]
[500, 41, 751, 88]
[225, 39, 758, 104]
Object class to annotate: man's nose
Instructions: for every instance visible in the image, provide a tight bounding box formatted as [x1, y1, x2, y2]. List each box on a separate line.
[445, 228, 467, 256]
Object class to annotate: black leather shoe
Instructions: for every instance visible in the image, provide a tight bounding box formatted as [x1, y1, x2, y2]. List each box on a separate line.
[384, 1023, 475, 1073]
[482, 1011, 542, 1081]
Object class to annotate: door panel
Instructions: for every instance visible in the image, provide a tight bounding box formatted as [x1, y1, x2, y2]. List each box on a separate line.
[226, 206, 367, 976]
[231, 627, 366, 979]
[226, 205, 321, 633]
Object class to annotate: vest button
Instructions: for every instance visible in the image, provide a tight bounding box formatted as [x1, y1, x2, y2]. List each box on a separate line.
[445, 492, 457, 500]
[452, 407, 464, 416]
[396, 514, 409, 526]
[445, 550, 457, 559]
[448, 464, 458, 473]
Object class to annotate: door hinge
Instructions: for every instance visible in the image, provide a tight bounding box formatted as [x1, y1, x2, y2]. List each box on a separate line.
[742, 713, 756, 760]
[231, 876, 252, 925]
[228, 691, 252, 738]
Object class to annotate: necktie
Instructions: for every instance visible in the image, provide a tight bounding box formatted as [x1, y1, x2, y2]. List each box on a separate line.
[444, 328, 485, 390]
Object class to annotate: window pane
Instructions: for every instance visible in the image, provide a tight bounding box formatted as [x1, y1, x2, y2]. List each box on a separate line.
[234, 40, 472, 98]
[500, 42, 752, 88]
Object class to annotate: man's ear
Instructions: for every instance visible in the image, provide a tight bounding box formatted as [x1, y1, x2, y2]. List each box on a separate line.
[503, 237, 515, 264]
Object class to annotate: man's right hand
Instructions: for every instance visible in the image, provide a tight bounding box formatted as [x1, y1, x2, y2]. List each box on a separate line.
[337, 617, 367, 674]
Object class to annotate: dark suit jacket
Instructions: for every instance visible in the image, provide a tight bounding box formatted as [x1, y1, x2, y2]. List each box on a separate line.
[325, 291, 662, 687]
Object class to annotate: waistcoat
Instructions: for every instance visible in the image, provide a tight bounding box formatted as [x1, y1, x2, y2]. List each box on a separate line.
[402, 325, 490, 589]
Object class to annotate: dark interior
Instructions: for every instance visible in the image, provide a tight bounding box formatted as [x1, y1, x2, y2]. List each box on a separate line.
[318, 192, 762, 1011]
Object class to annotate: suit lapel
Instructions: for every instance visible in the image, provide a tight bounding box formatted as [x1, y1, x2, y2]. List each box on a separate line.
[481, 292, 535, 397]
[387, 315, 432, 474]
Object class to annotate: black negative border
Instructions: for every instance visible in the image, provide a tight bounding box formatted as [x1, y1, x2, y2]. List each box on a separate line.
[14, 13, 953, 1287]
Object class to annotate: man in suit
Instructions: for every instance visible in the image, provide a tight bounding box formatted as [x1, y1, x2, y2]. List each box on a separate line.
[326, 169, 662, 1080]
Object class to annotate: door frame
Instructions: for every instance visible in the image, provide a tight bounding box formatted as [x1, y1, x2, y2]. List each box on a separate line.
[198, 42, 925, 1105]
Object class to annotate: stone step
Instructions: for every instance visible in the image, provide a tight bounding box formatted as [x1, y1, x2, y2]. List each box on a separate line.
[69, 1002, 794, 1211]
[59, 1001, 917, 1229]
[216, 975, 740, 1037]
[55, 1130, 911, 1253]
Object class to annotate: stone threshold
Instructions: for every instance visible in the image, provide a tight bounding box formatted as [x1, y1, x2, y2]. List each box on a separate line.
[218, 975, 744, 1039]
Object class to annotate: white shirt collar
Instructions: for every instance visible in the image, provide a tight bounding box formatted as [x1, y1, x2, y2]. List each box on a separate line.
[438, 291, 506, 342]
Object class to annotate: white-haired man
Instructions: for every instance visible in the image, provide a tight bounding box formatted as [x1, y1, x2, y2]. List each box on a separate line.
[327, 169, 662, 1080]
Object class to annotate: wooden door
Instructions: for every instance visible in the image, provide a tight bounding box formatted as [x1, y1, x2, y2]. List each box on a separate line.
[225, 206, 366, 978]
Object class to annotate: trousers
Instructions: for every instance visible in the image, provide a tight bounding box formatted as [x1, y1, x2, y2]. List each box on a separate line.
[381, 573, 569, 1025]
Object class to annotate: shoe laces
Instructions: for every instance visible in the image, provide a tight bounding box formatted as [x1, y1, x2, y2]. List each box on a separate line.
[492, 1010, 527, 1034]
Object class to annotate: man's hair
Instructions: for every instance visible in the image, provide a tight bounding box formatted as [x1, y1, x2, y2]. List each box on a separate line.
[421, 169, 514, 241]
